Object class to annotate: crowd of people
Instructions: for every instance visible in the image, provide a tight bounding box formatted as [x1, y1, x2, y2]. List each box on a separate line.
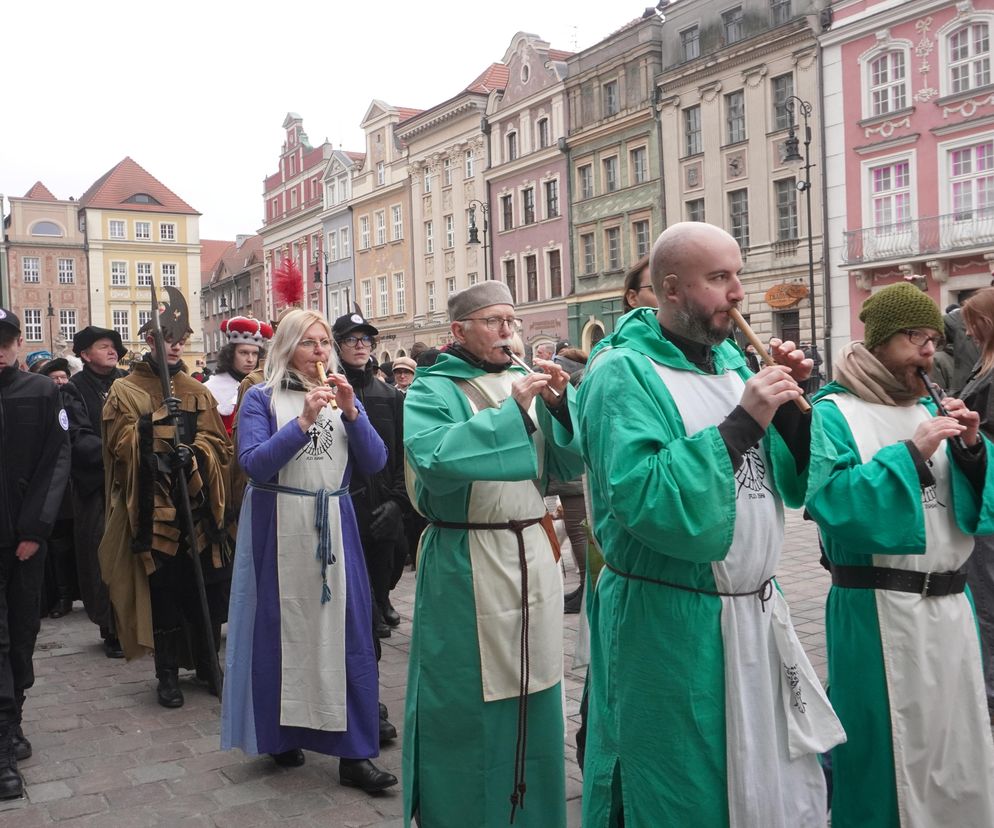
[1, 220, 993, 827]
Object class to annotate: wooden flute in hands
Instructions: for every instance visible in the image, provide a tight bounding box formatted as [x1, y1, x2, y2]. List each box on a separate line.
[315, 361, 338, 409]
[728, 307, 812, 413]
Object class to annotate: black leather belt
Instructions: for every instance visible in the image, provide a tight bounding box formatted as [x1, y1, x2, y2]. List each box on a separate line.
[831, 564, 967, 597]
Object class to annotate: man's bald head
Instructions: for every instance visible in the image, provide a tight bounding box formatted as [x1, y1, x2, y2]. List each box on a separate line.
[650, 222, 739, 294]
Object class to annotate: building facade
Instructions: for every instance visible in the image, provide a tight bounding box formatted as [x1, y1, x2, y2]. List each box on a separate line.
[201, 234, 266, 369]
[563, 13, 665, 350]
[77, 158, 203, 366]
[318, 149, 364, 321]
[397, 65, 508, 354]
[4, 182, 89, 354]
[658, 0, 826, 365]
[823, 0, 994, 358]
[486, 33, 573, 354]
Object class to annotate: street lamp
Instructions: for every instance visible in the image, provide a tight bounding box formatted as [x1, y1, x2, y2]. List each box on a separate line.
[47, 291, 55, 352]
[783, 95, 820, 388]
[466, 200, 491, 282]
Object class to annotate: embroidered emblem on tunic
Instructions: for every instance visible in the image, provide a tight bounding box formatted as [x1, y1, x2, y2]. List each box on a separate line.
[295, 414, 335, 461]
[784, 663, 807, 713]
[922, 458, 946, 509]
[735, 447, 772, 499]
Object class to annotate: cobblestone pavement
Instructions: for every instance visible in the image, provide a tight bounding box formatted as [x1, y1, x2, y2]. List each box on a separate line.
[1, 509, 827, 827]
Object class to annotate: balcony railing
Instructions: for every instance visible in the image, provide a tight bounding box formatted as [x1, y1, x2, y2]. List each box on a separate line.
[842, 209, 994, 264]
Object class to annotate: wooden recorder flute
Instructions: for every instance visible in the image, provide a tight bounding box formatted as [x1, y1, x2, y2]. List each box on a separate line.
[503, 346, 561, 398]
[315, 361, 338, 409]
[916, 367, 968, 451]
[728, 307, 811, 413]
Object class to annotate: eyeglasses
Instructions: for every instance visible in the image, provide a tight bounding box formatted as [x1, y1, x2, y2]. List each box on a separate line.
[902, 329, 945, 349]
[297, 338, 332, 351]
[339, 335, 375, 348]
[638, 283, 654, 292]
[461, 316, 523, 332]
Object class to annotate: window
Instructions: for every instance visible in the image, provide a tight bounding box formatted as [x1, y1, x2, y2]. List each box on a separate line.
[161, 263, 178, 287]
[950, 140, 994, 221]
[579, 164, 594, 199]
[159, 223, 176, 241]
[59, 309, 77, 340]
[633, 220, 651, 258]
[425, 221, 434, 254]
[681, 26, 700, 61]
[446, 276, 456, 296]
[950, 23, 991, 94]
[684, 106, 702, 155]
[501, 194, 514, 231]
[723, 6, 744, 44]
[581, 233, 595, 275]
[631, 147, 648, 184]
[465, 149, 475, 179]
[58, 258, 74, 284]
[341, 227, 350, 258]
[138, 310, 152, 332]
[391, 205, 403, 241]
[869, 52, 907, 116]
[290, 189, 298, 209]
[504, 259, 517, 301]
[549, 250, 563, 298]
[375, 210, 386, 246]
[523, 255, 537, 303]
[770, 0, 791, 26]
[112, 310, 130, 342]
[376, 162, 385, 186]
[133, 221, 150, 240]
[726, 91, 746, 143]
[22, 257, 40, 283]
[136, 262, 153, 286]
[394, 273, 406, 314]
[523, 188, 536, 225]
[537, 118, 550, 149]
[687, 198, 706, 222]
[327, 179, 337, 205]
[603, 157, 618, 193]
[771, 74, 794, 130]
[445, 215, 455, 248]
[603, 81, 620, 117]
[871, 160, 912, 229]
[110, 261, 128, 286]
[468, 272, 479, 286]
[426, 281, 436, 313]
[378, 276, 389, 317]
[359, 216, 370, 249]
[774, 178, 799, 240]
[109, 220, 125, 239]
[507, 131, 518, 161]
[23, 309, 42, 342]
[329, 232, 339, 261]
[728, 189, 750, 248]
[361, 280, 373, 318]
[31, 221, 62, 237]
[443, 158, 452, 186]
[604, 227, 621, 270]
[545, 180, 560, 218]
[423, 168, 433, 194]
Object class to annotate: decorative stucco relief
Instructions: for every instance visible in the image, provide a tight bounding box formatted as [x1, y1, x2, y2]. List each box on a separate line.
[943, 94, 994, 118]
[914, 17, 938, 103]
[865, 116, 911, 138]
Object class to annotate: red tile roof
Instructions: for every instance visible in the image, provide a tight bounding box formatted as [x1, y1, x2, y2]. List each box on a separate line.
[395, 107, 424, 121]
[200, 239, 232, 282]
[221, 234, 263, 276]
[78, 157, 199, 215]
[344, 151, 366, 164]
[465, 63, 510, 94]
[547, 49, 574, 62]
[23, 181, 57, 201]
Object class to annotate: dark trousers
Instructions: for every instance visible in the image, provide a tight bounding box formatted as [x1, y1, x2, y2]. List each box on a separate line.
[0, 543, 46, 728]
[73, 488, 115, 638]
[43, 518, 77, 613]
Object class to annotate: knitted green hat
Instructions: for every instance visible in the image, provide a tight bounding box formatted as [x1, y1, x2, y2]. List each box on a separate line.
[859, 282, 944, 351]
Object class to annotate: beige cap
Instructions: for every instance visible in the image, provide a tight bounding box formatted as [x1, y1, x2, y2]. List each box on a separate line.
[392, 356, 417, 373]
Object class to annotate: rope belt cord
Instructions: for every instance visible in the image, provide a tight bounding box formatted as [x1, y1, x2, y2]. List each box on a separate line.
[603, 562, 775, 612]
[250, 480, 349, 604]
[430, 517, 545, 824]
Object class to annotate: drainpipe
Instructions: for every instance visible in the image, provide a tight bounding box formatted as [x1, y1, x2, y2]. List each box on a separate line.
[816, 37, 833, 376]
[558, 135, 578, 341]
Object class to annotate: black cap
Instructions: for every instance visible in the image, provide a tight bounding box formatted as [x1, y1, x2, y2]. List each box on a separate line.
[0, 307, 21, 336]
[332, 312, 379, 340]
[555, 339, 570, 353]
[40, 357, 70, 377]
[73, 326, 127, 358]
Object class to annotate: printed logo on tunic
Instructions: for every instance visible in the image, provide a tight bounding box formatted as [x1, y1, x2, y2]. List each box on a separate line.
[784, 664, 807, 714]
[58, 409, 69, 431]
[294, 413, 335, 461]
[922, 458, 946, 510]
[735, 447, 772, 500]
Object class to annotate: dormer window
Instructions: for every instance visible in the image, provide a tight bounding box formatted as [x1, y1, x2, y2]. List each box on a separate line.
[30, 221, 63, 237]
[125, 193, 162, 206]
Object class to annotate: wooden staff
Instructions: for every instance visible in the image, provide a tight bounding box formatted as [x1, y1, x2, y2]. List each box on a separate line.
[315, 361, 338, 409]
[728, 307, 811, 413]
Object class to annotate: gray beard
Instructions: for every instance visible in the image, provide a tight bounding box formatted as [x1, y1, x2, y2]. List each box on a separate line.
[673, 305, 730, 346]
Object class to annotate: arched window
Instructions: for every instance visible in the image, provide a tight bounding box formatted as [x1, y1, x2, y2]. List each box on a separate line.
[949, 22, 991, 94]
[381, 351, 390, 363]
[30, 220, 63, 236]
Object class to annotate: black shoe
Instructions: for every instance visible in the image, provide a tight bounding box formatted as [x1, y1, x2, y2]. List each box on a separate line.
[564, 588, 582, 614]
[156, 670, 184, 708]
[0, 736, 22, 800]
[374, 621, 392, 639]
[12, 726, 30, 762]
[379, 702, 389, 721]
[339, 758, 398, 792]
[379, 717, 397, 745]
[271, 748, 305, 767]
[382, 602, 401, 627]
[103, 636, 124, 659]
[48, 599, 73, 619]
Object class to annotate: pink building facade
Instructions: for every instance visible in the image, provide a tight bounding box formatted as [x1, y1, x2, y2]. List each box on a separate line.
[823, 0, 994, 359]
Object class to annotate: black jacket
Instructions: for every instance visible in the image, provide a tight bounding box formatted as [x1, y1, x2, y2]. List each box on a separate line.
[342, 361, 409, 526]
[0, 363, 71, 546]
[64, 364, 127, 497]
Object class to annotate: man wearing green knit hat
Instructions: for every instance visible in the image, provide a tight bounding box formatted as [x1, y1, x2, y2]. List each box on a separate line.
[804, 280, 994, 827]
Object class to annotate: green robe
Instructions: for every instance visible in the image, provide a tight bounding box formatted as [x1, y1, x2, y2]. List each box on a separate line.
[576, 308, 836, 827]
[806, 382, 994, 828]
[401, 352, 583, 828]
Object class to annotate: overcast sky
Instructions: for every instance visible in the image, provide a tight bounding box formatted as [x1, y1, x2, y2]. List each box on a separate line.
[1, 1, 646, 240]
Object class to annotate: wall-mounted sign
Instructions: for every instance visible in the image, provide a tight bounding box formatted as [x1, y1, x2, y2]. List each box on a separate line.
[764, 282, 809, 309]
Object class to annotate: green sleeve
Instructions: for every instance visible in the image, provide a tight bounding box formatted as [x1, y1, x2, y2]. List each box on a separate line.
[403, 376, 538, 496]
[535, 384, 585, 485]
[577, 349, 736, 564]
[805, 399, 926, 556]
[949, 436, 994, 534]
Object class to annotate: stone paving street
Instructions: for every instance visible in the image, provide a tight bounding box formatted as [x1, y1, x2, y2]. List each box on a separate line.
[1, 509, 829, 827]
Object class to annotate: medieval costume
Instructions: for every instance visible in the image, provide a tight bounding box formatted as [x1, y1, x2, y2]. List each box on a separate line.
[576, 308, 843, 827]
[402, 327, 583, 825]
[204, 317, 273, 436]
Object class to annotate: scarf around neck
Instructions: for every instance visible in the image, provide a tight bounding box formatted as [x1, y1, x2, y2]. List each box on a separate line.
[833, 342, 922, 406]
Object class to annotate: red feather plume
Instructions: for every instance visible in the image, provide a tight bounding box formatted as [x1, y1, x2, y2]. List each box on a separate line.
[273, 258, 304, 307]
